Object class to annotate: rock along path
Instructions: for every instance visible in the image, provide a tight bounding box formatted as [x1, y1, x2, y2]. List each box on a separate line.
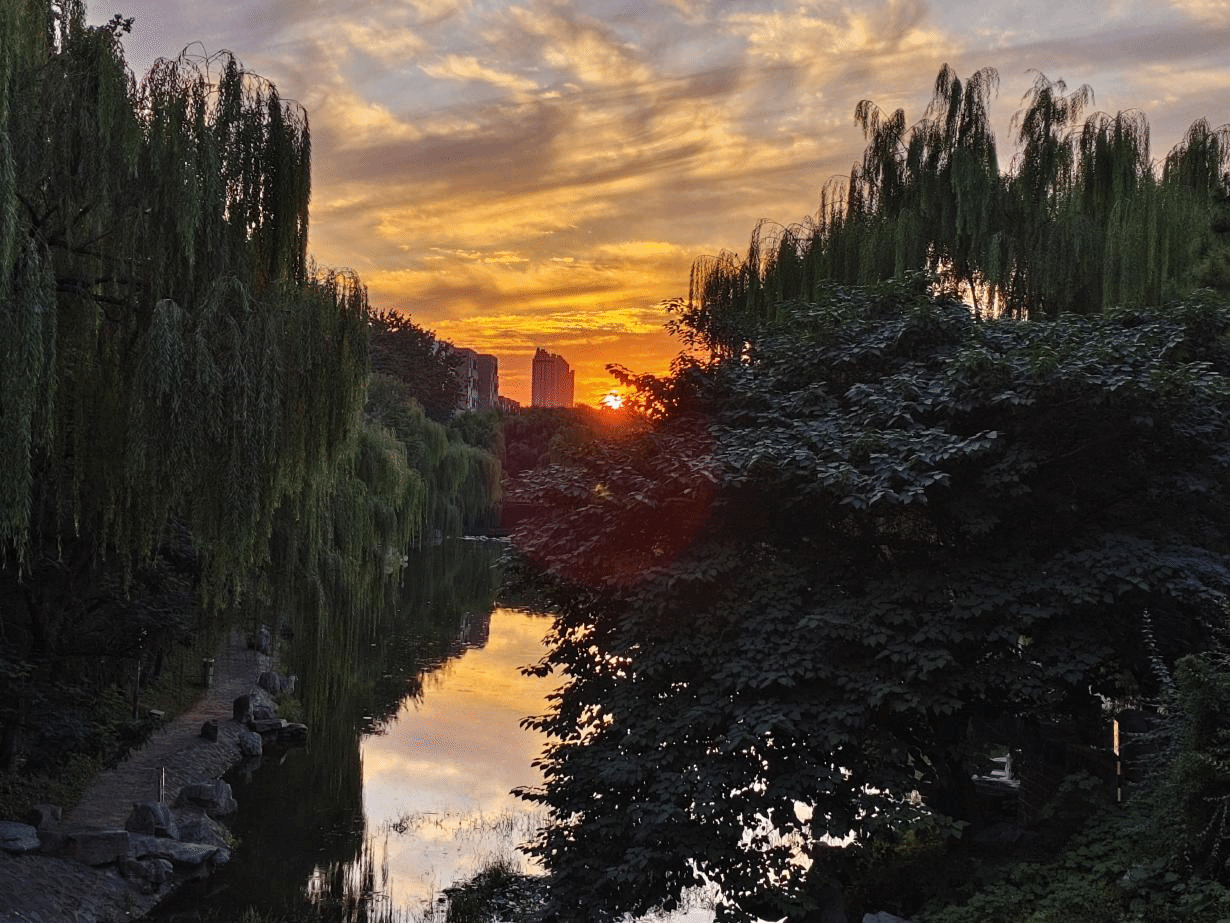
[65, 628, 271, 828]
[0, 629, 271, 922]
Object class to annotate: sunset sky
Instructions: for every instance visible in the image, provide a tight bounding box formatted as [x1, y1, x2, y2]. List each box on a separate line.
[98, 0, 1230, 406]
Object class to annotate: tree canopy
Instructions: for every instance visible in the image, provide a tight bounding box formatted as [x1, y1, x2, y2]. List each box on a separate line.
[0, 1, 448, 777]
[515, 66, 1230, 921]
[513, 277, 1230, 921]
[368, 307, 464, 424]
[681, 65, 1230, 360]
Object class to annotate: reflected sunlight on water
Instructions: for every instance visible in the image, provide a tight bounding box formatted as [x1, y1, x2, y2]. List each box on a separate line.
[360, 607, 553, 909]
[358, 606, 718, 922]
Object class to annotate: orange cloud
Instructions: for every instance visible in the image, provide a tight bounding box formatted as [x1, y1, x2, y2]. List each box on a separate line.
[106, 0, 1230, 413]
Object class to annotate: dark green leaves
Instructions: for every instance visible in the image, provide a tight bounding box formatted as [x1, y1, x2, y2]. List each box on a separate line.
[515, 281, 1230, 921]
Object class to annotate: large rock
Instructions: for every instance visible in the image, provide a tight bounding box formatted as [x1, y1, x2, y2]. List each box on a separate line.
[237, 727, 263, 757]
[248, 717, 287, 736]
[174, 779, 238, 816]
[24, 803, 62, 829]
[67, 828, 130, 865]
[173, 811, 232, 850]
[251, 704, 277, 721]
[125, 802, 180, 839]
[278, 722, 309, 744]
[0, 821, 41, 854]
[257, 670, 286, 694]
[121, 856, 175, 892]
[864, 914, 914, 923]
[200, 718, 220, 741]
[232, 694, 252, 723]
[130, 833, 222, 867]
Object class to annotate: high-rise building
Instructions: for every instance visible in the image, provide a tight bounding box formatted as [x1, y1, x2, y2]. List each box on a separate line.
[532, 348, 574, 408]
[475, 353, 499, 411]
[453, 347, 480, 412]
[453, 348, 500, 412]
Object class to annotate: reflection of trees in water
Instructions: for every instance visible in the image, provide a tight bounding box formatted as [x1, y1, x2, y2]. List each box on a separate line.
[307, 833, 400, 923]
[153, 540, 506, 921]
[299, 540, 506, 918]
[364, 540, 504, 731]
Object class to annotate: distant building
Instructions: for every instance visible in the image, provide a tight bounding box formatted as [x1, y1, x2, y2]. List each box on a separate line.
[532, 348, 574, 408]
[454, 348, 500, 413]
[498, 395, 521, 413]
[453, 348, 480, 412]
[475, 353, 499, 411]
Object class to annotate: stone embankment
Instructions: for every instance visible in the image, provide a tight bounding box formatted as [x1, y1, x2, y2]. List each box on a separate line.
[0, 628, 305, 922]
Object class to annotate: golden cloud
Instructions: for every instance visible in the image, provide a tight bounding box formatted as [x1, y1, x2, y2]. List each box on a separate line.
[419, 53, 541, 96]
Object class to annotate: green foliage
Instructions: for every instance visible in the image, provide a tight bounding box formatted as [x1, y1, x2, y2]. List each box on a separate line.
[365, 374, 502, 539]
[369, 307, 463, 423]
[686, 65, 1230, 355]
[502, 405, 637, 479]
[1163, 649, 1230, 880]
[514, 280, 1230, 922]
[919, 788, 1230, 923]
[444, 856, 545, 923]
[1, 3, 346, 581]
[449, 409, 505, 458]
[0, 1, 451, 790]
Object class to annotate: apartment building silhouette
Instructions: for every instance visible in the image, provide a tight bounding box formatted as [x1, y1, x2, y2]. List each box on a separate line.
[531, 348, 574, 408]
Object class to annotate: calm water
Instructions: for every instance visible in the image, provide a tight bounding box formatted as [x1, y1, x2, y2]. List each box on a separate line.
[155, 539, 715, 922]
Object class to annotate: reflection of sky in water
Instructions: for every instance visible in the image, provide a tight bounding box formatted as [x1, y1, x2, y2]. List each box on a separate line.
[363, 607, 551, 819]
[357, 606, 717, 922]
[360, 607, 554, 909]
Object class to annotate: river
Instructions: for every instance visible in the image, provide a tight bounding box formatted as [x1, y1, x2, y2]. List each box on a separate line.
[152, 539, 716, 922]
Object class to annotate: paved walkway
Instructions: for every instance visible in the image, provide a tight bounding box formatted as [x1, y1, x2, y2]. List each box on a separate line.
[2, 628, 273, 921]
[66, 628, 270, 828]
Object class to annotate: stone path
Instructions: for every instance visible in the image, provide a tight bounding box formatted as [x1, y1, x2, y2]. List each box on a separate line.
[1, 628, 272, 922]
[65, 628, 270, 829]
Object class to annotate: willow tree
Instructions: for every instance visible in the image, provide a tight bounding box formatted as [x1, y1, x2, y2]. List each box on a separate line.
[0, 1, 419, 775]
[683, 65, 1230, 353]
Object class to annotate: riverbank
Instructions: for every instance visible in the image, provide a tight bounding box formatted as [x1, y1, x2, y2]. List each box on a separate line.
[0, 628, 274, 922]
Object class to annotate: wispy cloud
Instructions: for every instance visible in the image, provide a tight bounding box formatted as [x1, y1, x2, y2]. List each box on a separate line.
[109, 0, 1230, 403]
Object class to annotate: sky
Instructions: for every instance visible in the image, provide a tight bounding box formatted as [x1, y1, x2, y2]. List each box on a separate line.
[96, 0, 1230, 406]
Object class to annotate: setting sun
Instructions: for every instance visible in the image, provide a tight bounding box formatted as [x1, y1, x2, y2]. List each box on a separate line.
[600, 390, 624, 409]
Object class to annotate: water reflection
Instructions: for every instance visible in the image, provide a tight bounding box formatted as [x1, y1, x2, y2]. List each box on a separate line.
[152, 539, 714, 922]
[150, 539, 517, 921]
[359, 607, 554, 912]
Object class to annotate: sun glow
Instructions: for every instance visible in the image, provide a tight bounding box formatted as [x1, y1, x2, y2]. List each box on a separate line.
[600, 390, 624, 409]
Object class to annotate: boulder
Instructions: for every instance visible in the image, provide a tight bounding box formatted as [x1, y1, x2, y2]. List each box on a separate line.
[257, 670, 285, 694]
[248, 717, 287, 736]
[200, 718, 220, 741]
[130, 833, 221, 867]
[67, 828, 130, 865]
[125, 802, 180, 839]
[237, 727, 263, 757]
[864, 914, 914, 923]
[37, 826, 70, 855]
[173, 811, 232, 850]
[120, 856, 174, 892]
[278, 722, 309, 744]
[174, 779, 238, 816]
[232, 694, 252, 723]
[256, 625, 272, 654]
[24, 803, 62, 829]
[248, 684, 277, 712]
[0, 821, 41, 854]
[251, 704, 277, 721]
